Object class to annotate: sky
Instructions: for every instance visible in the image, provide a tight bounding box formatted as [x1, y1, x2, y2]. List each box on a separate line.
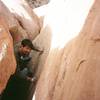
[43, 0, 94, 49]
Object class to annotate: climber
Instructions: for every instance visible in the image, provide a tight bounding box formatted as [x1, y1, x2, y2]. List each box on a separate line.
[14, 38, 43, 83]
[2, 38, 43, 100]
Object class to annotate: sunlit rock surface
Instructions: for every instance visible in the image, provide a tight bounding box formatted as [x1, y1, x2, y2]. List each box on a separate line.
[1, 0, 41, 40]
[0, 0, 29, 44]
[0, 16, 16, 94]
[34, 4, 48, 28]
[0, 0, 100, 100]
[0, 1, 17, 30]
[35, 0, 100, 100]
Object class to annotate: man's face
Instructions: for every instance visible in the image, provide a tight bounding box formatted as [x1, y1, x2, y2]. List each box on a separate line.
[20, 45, 32, 56]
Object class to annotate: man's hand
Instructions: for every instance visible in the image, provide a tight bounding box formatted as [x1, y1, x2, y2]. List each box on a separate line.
[38, 48, 44, 55]
[40, 50, 43, 54]
[27, 76, 37, 82]
[31, 77, 37, 82]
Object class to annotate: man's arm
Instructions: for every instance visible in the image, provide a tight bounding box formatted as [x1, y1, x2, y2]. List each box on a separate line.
[32, 45, 43, 52]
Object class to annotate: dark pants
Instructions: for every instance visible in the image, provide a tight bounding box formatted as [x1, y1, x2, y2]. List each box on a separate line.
[1, 75, 31, 100]
[0, 94, 2, 100]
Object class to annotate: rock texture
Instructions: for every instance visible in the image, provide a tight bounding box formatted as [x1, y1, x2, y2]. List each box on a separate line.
[34, 4, 48, 28]
[1, 0, 41, 41]
[26, 0, 49, 8]
[0, 0, 42, 95]
[35, 0, 100, 100]
[0, 15, 16, 94]
[1, 0, 99, 100]
[0, 0, 28, 44]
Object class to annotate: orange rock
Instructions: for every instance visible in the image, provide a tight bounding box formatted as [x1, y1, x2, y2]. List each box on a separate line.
[0, 16, 16, 94]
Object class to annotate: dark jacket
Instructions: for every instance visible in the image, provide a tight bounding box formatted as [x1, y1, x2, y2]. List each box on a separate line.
[15, 51, 33, 81]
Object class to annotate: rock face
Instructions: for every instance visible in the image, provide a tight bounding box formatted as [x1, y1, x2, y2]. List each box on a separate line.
[0, 0, 28, 44]
[1, 0, 100, 100]
[35, 0, 100, 100]
[1, 0, 41, 41]
[0, 0, 41, 95]
[26, 0, 49, 8]
[0, 16, 16, 94]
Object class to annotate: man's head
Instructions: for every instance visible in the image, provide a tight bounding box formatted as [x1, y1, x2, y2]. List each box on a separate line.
[19, 39, 34, 56]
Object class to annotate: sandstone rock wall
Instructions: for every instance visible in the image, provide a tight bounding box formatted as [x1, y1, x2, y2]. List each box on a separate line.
[0, 0, 28, 44]
[1, 0, 41, 41]
[0, 0, 42, 94]
[0, 15, 16, 94]
[26, 0, 49, 8]
[35, 0, 100, 100]
[0, 0, 99, 99]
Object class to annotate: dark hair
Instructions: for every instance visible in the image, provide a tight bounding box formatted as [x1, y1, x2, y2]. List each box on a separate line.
[21, 39, 34, 50]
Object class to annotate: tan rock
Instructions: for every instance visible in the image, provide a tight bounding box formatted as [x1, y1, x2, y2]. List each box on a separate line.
[1, 0, 41, 40]
[0, 1, 17, 30]
[26, 25, 52, 100]
[34, 4, 48, 28]
[35, 0, 100, 100]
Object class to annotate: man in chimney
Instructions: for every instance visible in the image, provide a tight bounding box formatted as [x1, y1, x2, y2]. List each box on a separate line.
[2, 38, 43, 100]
